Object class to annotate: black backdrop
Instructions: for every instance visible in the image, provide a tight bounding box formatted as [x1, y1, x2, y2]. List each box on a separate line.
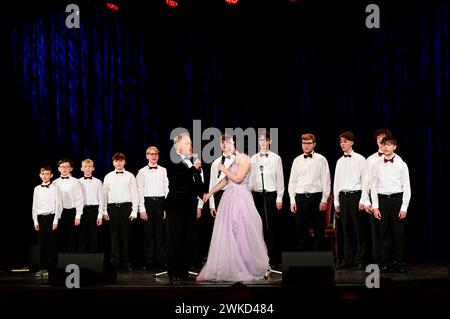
[0, 0, 448, 268]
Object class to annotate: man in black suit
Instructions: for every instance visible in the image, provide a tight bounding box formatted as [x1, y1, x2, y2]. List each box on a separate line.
[165, 132, 206, 281]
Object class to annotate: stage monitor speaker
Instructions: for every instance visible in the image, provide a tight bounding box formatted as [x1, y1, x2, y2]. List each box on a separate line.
[49, 253, 116, 286]
[281, 251, 335, 285]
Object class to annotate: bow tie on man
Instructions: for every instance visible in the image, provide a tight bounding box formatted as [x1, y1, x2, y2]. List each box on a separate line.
[344, 154, 351, 158]
[116, 171, 124, 174]
[41, 184, 50, 188]
[148, 166, 157, 170]
[259, 153, 269, 158]
[384, 157, 394, 163]
[303, 154, 313, 159]
[378, 152, 383, 157]
[84, 176, 92, 179]
[61, 176, 69, 179]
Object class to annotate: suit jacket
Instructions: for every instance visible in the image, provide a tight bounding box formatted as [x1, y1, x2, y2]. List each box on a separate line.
[165, 158, 205, 215]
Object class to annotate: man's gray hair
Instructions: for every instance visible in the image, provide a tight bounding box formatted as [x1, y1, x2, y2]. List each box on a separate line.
[173, 132, 190, 148]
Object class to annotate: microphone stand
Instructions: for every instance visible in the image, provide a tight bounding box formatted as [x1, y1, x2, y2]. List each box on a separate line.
[260, 165, 282, 278]
[260, 166, 269, 232]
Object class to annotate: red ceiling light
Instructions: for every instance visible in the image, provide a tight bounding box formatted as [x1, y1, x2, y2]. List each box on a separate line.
[106, 2, 120, 11]
[225, 0, 239, 5]
[166, 0, 179, 8]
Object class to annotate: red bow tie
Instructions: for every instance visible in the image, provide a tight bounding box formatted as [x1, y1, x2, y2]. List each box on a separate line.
[84, 176, 92, 179]
[303, 154, 313, 159]
[41, 184, 50, 188]
[384, 157, 394, 163]
[116, 171, 124, 174]
[344, 154, 351, 158]
[148, 166, 157, 170]
[378, 152, 383, 157]
[260, 153, 269, 158]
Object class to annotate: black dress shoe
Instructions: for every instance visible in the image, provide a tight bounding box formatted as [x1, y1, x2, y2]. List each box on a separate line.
[353, 263, 365, 270]
[335, 262, 352, 269]
[397, 266, 407, 273]
[380, 265, 392, 273]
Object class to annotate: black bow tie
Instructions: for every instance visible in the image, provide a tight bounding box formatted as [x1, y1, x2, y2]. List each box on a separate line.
[116, 171, 124, 174]
[260, 153, 269, 157]
[148, 166, 157, 170]
[84, 176, 92, 179]
[344, 154, 351, 158]
[61, 176, 69, 179]
[384, 157, 394, 163]
[378, 152, 383, 157]
[303, 154, 313, 159]
[41, 184, 50, 188]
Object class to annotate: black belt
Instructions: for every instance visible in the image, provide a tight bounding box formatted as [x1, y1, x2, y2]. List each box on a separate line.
[145, 196, 165, 200]
[108, 202, 132, 207]
[84, 204, 99, 208]
[340, 190, 362, 195]
[297, 192, 321, 198]
[378, 193, 403, 198]
[252, 191, 277, 195]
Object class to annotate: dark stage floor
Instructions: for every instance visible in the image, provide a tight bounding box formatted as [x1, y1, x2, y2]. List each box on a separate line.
[0, 263, 448, 317]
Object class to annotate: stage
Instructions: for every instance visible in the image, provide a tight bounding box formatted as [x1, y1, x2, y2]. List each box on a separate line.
[0, 263, 447, 316]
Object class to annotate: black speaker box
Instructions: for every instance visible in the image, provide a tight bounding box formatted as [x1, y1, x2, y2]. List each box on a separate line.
[48, 253, 116, 286]
[281, 251, 335, 285]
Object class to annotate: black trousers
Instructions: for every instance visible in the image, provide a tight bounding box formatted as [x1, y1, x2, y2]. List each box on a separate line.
[378, 193, 406, 265]
[166, 211, 196, 279]
[252, 191, 280, 265]
[107, 202, 132, 268]
[294, 193, 325, 251]
[143, 197, 166, 266]
[338, 191, 368, 265]
[58, 208, 77, 253]
[79, 205, 100, 253]
[37, 214, 57, 269]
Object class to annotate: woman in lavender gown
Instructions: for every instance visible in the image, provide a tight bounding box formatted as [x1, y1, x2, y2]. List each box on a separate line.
[197, 141, 269, 282]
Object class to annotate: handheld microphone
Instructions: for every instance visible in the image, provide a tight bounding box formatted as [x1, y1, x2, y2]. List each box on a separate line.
[192, 153, 202, 173]
[218, 155, 226, 178]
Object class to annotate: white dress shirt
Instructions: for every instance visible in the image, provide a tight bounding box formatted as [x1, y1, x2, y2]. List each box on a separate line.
[288, 152, 331, 204]
[79, 176, 105, 218]
[103, 170, 139, 217]
[333, 150, 369, 207]
[366, 152, 403, 206]
[371, 154, 411, 212]
[249, 151, 285, 203]
[136, 164, 169, 213]
[32, 183, 62, 225]
[53, 176, 85, 219]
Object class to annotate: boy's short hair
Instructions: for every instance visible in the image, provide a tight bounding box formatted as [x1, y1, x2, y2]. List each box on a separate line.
[381, 136, 397, 145]
[374, 128, 392, 139]
[301, 133, 316, 142]
[258, 129, 271, 141]
[58, 158, 73, 167]
[221, 133, 234, 143]
[81, 159, 94, 166]
[40, 165, 52, 173]
[146, 146, 159, 154]
[112, 152, 126, 161]
[339, 131, 355, 141]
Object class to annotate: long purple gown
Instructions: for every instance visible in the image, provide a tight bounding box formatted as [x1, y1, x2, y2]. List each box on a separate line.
[197, 158, 269, 282]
